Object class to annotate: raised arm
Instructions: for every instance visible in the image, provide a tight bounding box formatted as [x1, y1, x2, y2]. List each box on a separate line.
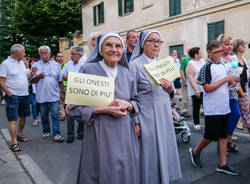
[203, 75, 235, 92]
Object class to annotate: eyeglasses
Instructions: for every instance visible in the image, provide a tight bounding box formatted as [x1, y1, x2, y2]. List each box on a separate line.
[145, 39, 163, 45]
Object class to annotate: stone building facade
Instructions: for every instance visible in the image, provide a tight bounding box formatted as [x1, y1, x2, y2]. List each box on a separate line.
[79, 0, 250, 60]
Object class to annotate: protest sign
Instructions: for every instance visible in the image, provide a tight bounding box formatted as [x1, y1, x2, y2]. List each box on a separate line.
[65, 72, 114, 107]
[144, 56, 180, 84]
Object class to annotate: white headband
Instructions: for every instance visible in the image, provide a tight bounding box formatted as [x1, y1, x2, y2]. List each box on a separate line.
[141, 30, 162, 47]
[98, 33, 125, 56]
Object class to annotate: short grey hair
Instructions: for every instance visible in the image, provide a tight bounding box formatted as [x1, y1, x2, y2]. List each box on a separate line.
[88, 32, 100, 53]
[10, 44, 24, 55]
[38, 45, 51, 54]
[71, 46, 83, 56]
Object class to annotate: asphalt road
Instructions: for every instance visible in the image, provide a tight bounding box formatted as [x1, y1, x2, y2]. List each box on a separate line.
[0, 102, 249, 184]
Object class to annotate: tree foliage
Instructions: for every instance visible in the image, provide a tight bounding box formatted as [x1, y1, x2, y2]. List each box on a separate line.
[14, 0, 82, 38]
[0, 0, 82, 60]
[0, 0, 23, 62]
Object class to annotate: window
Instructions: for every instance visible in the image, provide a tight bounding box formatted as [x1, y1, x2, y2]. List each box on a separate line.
[93, 2, 104, 26]
[118, 0, 134, 16]
[68, 40, 74, 48]
[207, 20, 225, 41]
[169, 45, 183, 59]
[169, 0, 181, 17]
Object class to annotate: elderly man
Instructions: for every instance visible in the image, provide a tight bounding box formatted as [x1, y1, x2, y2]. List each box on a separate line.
[62, 46, 84, 143]
[0, 44, 33, 152]
[56, 53, 66, 121]
[31, 45, 64, 142]
[126, 30, 139, 62]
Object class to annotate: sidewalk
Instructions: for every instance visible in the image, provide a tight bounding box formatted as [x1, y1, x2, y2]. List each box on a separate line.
[0, 133, 33, 184]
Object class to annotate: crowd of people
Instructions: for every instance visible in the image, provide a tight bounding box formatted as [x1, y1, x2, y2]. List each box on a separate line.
[0, 29, 249, 184]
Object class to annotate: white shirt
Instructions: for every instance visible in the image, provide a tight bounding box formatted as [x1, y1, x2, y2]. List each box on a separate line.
[187, 59, 206, 96]
[63, 61, 81, 76]
[78, 55, 88, 72]
[172, 57, 180, 71]
[198, 62, 230, 115]
[99, 59, 117, 79]
[0, 56, 29, 96]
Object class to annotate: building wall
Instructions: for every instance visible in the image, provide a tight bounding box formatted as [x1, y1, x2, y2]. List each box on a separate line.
[58, 38, 71, 63]
[81, 0, 250, 60]
[58, 33, 84, 63]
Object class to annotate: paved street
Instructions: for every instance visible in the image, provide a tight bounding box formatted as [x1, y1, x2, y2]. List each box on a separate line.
[0, 102, 249, 184]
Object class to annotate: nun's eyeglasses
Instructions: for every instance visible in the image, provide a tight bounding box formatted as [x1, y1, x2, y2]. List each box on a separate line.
[145, 39, 163, 45]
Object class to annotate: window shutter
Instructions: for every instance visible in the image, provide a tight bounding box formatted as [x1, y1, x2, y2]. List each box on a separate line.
[175, 0, 181, 15]
[128, 0, 134, 12]
[207, 23, 215, 41]
[216, 20, 224, 38]
[169, 0, 175, 17]
[118, 0, 122, 16]
[207, 20, 224, 41]
[99, 2, 104, 24]
[93, 6, 97, 26]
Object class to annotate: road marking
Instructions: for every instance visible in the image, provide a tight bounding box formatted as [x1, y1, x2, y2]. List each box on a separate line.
[1, 128, 11, 142]
[186, 121, 249, 138]
[1, 128, 52, 183]
[18, 154, 52, 184]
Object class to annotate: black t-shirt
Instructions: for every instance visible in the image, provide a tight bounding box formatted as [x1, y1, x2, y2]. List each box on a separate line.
[239, 61, 248, 92]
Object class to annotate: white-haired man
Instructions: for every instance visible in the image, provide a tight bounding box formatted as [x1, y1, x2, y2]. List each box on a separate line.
[62, 46, 84, 143]
[0, 44, 34, 152]
[31, 45, 64, 142]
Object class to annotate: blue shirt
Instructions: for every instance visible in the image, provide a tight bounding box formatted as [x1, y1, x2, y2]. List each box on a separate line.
[62, 61, 81, 76]
[32, 60, 62, 103]
[126, 49, 132, 63]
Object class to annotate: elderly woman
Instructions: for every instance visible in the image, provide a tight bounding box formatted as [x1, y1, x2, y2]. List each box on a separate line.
[86, 32, 100, 58]
[186, 47, 206, 130]
[129, 30, 182, 184]
[218, 34, 241, 152]
[233, 39, 250, 135]
[69, 32, 139, 184]
[79, 32, 100, 67]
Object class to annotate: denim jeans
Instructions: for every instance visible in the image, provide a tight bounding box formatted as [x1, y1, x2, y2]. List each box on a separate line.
[228, 99, 241, 135]
[39, 101, 60, 136]
[5, 95, 30, 121]
[29, 93, 39, 120]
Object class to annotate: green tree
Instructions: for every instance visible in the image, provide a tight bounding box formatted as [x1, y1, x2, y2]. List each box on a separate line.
[14, 0, 82, 57]
[0, 0, 23, 62]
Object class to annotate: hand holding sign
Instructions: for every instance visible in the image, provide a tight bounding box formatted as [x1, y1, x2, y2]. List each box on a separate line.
[144, 56, 180, 84]
[159, 78, 173, 93]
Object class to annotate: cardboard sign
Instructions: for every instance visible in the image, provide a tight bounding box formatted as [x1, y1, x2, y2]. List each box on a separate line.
[65, 72, 114, 107]
[144, 56, 180, 84]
